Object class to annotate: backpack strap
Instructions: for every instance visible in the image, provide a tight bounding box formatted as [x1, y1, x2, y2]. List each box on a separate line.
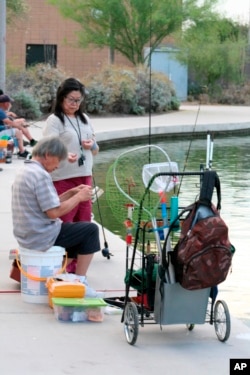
[161, 204, 193, 271]
[199, 170, 221, 210]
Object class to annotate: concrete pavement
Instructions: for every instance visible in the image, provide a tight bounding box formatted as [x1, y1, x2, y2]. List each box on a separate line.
[0, 104, 250, 375]
[21, 103, 250, 144]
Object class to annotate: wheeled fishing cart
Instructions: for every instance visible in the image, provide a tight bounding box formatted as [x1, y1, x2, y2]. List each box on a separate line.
[105, 145, 231, 345]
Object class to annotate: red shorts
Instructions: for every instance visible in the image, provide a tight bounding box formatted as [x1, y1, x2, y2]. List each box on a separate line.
[54, 176, 92, 222]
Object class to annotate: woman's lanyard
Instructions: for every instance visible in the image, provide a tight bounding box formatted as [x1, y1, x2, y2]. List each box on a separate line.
[65, 115, 85, 166]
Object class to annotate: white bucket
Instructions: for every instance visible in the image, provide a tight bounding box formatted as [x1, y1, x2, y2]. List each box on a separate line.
[19, 246, 65, 304]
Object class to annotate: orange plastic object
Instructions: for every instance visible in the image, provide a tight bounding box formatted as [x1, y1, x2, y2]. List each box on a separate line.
[46, 277, 86, 308]
[0, 140, 8, 147]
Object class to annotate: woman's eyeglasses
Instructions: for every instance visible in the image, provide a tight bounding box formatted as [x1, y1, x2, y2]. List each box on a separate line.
[65, 96, 83, 105]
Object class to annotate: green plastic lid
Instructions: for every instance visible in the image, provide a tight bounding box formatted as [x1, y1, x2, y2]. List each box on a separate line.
[52, 297, 107, 307]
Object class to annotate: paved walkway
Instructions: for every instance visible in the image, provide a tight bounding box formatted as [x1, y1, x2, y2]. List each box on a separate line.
[0, 104, 250, 375]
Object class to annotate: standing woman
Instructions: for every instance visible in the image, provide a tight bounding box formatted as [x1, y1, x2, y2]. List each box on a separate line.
[44, 77, 99, 221]
[43, 78, 99, 270]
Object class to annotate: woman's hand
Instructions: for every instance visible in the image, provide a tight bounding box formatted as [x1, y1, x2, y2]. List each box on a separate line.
[81, 139, 94, 150]
[68, 152, 78, 163]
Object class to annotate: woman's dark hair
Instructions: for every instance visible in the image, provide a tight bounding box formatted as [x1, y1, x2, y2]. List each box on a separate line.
[54, 77, 87, 124]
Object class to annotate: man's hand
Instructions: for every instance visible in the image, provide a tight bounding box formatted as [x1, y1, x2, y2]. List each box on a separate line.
[48, 185, 92, 219]
[59, 184, 91, 202]
[76, 185, 92, 202]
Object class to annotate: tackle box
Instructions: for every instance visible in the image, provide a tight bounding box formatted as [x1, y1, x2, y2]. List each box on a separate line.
[52, 297, 107, 322]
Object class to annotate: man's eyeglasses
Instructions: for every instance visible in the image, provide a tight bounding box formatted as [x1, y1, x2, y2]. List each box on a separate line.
[65, 96, 83, 105]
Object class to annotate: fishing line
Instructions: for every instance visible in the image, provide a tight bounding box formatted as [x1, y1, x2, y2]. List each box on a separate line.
[27, 114, 49, 129]
[148, 1, 152, 149]
[177, 93, 203, 196]
[92, 174, 113, 259]
[145, 1, 153, 210]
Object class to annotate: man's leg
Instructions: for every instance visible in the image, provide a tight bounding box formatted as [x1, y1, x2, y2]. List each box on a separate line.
[54, 222, 100, 277]
[76, 253, 94, 276]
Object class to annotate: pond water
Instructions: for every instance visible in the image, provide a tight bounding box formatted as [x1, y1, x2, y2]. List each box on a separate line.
[92, 134, 250, 326]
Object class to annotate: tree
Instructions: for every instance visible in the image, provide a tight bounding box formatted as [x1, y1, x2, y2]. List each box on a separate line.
[178, 16, 248, 92]
[48, 0, 219, 66]
[7, 0, 27, 23]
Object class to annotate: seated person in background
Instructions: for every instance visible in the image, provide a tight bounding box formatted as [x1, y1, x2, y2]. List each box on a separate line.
[11, 136, 101, 296]
[0, 94, 37, 149]
[0, 89, 28, 121]
[0, 124, 29, 159]
[0, 89, 17, 119]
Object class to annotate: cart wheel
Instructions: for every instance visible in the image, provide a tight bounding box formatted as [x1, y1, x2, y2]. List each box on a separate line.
[186, 324, 195, 331]
[214, 300, 231, 342]
[124, 302, 139, 345]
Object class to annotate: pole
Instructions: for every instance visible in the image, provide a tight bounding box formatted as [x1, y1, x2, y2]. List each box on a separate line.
[248, 0, 250, 45]
[0, 0, 6, 92]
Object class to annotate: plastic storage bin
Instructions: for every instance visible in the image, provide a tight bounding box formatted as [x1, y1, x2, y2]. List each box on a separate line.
[52, 297, 107, 322]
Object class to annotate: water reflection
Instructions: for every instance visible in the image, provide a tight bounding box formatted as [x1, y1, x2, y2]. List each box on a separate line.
[93, 134, 250, 325]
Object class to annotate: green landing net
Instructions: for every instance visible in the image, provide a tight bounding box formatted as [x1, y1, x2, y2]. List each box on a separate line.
[105, 145, 179, 227]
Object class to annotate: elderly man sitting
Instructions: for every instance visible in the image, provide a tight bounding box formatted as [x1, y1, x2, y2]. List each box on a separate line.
[11, 136, 102, 296]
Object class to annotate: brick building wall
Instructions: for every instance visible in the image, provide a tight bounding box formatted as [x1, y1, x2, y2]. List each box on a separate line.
[6, 0, 132, 80]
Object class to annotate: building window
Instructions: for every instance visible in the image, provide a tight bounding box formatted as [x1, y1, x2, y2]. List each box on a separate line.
[26, 44, 57, 67]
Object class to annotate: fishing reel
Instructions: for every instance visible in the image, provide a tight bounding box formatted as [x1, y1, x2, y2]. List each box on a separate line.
[102, 242, 113, 260]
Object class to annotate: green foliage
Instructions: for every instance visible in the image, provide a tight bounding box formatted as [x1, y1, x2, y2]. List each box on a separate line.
[6, 64, 67, 116]
[217, 83, 250, 105]
[84, 86, 109, 114]
[6, 0, 27, 24]
[6, 69, 34, 92]
[6, 64, 177, 116]
[28, 64, 67, 113]
[178, 16, 248, 94]
[48, 0, 217, 66]
[168, 96, 180, 110]
[84, 65, 177, 114]
[11, 91, 41, 120]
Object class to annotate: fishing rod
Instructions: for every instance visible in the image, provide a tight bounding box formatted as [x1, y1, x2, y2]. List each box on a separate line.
[26, 114, 49, 129]
[148, 1, 152, 149]
[206, 131, 214, 170]
[177, 86, 207, 195]
[92, 174, 113, 260]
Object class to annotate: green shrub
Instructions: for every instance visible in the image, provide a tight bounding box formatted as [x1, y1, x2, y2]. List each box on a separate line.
[11, 91, 41, 120]
[6, 63, 178, 117]
[84, 65, 177, 115]
[29, 64, 67, 113]
[84, 84, 110, 114]
[6, 64, 67, 116]
[85, 65, 137, 114]
[168, 96, 180, 110]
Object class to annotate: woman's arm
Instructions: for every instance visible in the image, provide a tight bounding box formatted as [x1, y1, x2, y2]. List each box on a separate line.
[43, 115, 61, 136]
